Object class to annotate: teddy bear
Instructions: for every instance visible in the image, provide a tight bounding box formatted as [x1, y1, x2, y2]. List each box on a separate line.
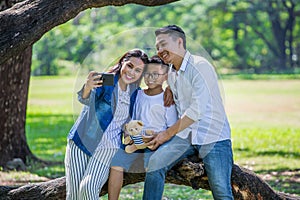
[123, 120, 154, 153]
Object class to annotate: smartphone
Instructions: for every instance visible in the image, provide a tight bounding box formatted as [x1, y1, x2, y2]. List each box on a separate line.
[94, 72, 114, 86]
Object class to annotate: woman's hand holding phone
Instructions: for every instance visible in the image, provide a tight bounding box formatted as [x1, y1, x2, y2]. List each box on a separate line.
[82, 71, 115, 98]
[85, 71, 103, 90]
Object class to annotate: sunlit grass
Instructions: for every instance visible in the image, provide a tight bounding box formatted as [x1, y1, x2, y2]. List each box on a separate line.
[27, 76, 76, 114]
[100, 182, 212, 200]
[24, 75, 300, 197]
[232, 127, 300, 171]
[222, 79, 300, 129]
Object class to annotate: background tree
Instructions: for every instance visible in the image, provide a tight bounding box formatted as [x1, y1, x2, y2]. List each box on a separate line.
[219, 0, 300, 72]
[29, 0, 300, 76]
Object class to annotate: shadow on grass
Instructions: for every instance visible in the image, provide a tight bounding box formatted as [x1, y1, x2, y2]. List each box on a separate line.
[257, 168, 300, 195]
[235, 147, 251, 152]
[235, 148, 300, 159]
[230, 148, 300, 195]
[255, 150, 300, 158]
[25, 113, 74, 178]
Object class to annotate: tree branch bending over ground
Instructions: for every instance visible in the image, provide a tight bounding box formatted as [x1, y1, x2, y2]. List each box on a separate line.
[0, 0, 178, 64]
[0, 157, 299, 200]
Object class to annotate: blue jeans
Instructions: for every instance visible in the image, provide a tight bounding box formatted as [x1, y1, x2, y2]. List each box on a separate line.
[143, 136, 233, 200]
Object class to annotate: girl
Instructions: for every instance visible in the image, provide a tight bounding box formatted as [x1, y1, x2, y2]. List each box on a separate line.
[65, 49, 149, 200]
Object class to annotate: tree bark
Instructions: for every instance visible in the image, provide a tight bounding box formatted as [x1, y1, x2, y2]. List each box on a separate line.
[0, 0, 35, 168]
[236, 0, 298, 71]
[266, 0, 296, 71]
[0, 46, 33, 167]
[0, 0, 178, 65]
[0, 1, 32, 162]
[0, 159, 299, 200]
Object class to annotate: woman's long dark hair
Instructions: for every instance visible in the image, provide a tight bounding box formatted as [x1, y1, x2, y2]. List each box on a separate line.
[108, 49, 149, 73]
[107, 48, 148, 86]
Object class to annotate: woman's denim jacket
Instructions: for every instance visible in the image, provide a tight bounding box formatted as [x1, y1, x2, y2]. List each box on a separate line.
[67, 74, 139, 156]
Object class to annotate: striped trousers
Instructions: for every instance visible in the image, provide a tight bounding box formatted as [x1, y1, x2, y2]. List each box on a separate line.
[65, 140, 118, 200]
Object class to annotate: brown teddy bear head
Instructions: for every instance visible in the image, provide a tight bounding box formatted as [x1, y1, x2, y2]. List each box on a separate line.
[125, 120, 144, 136]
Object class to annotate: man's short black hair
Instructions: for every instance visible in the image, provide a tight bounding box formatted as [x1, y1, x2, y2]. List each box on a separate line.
[155, 25, 185, 35]
[155, 25, 186, 49]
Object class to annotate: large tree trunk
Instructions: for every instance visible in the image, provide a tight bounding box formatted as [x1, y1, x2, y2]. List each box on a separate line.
[266, 0, 296, 71]
[0, 0, 178, 65]
[0, 47, 33, 167]
[0, 159, 299, 200]
[0, 0, 35, 168]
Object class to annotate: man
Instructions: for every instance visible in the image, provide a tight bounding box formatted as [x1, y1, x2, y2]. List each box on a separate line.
[143, 25, 234, 200]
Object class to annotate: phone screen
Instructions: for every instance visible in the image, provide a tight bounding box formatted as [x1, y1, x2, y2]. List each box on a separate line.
[101, 73, 114, 86]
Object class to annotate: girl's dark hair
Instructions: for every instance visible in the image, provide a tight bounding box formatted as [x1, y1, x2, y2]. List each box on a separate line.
[146, 55, 169, 73]
[108, 49, 149, 74]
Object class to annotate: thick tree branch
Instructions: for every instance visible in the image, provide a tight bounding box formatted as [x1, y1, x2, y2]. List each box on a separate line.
[0, 0, 178, 64]
[0, 157, 299, 200]
[252, 28, 280, 57]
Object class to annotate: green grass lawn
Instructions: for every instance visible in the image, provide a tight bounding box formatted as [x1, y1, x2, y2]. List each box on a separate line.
[24, 76, 300, 198]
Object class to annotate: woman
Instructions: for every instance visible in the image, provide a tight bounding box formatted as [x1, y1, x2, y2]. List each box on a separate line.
[65, 49, 149, 200]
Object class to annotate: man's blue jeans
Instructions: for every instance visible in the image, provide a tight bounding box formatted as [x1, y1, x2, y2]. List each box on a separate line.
[143, 136, 233, 200]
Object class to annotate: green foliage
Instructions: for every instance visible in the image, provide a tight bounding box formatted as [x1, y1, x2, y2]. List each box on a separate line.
[32, 1, 300, 76]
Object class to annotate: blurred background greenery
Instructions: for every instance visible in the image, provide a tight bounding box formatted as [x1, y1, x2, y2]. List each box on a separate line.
[32, 0, 300, 77]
